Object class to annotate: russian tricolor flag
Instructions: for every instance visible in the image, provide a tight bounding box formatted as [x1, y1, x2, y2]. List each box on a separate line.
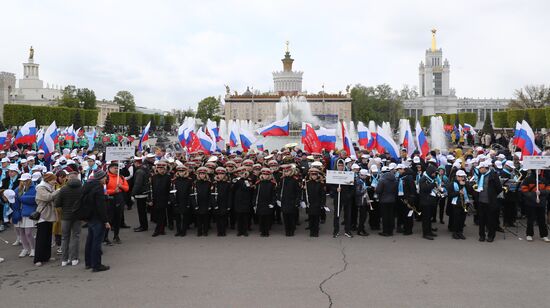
[375, 125, 399, 160]
[65, 125, 75, 142]
[256, 144, 264, 152]
[0, 131, 9, 150]
[40, 121, 58, 157]
[138, 121, 151, 151]
[229, 120, 240, 148]
[316, 127, 336, 151]
[177, 122, 187, 147]
[402, 120, 416, 156]
[206, 119, 222, 142]
[463, 123, 476, 135]
[341, 121, 357, 159]
[257, 116, 289, 137]
[196, 129, 216, 154]
[517, 120, 540, 156]
[512, 121, 521, 146]
[239, 127, 257, 152]
[357, 121, 370, 149]
[14, 119, 37, 145]
[415, 121, 429, 159]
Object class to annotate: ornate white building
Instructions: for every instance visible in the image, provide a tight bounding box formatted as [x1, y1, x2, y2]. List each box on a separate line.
[224, 43, 352, 125]
[403, 30, 510, 127]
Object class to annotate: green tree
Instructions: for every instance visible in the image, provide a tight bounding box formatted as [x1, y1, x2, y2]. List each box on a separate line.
[73, 110, 82, 129]
[128, 114, 139, 136]
[58, 85, 80, 108]
[182, 108, 196, 118]
[482, 113, 494, 135]
[114, 90, 136, 112]
[509, 85, 550, 109]
[0, 120, 4, 131]
[78, 88, 97, 109]
[351, 84, 404, 127]
[196, 96, 220, 123]
[104, 113, 114, 133]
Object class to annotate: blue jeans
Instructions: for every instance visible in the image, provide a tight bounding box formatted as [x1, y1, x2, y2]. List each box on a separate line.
[85, 221, 105, 269]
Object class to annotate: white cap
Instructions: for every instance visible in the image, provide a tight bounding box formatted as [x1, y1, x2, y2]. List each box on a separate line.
[20, 173, 32, 181]
[453, 161, 462, 169]
[26, 156, 35, 161]
[396, 164, 406, 169]
[62, 148, 70, 155]
[37, 149, 45, 154]
[494, 161, 503, 169]
[311, 161, 323, 167]
[456, 170, 467, 177]
[370, 165, 379, 173]
[505, 161, 515, 169]
[8, 152, 18, 158]
[428, 158, 437, 163]
[146, 153, 156, 158]
[31, 172, 42, 182]
[344, 157, 352, 164]
[207, 156, 218, 162]
[388, 163, 397, 170]
[8, 164, 19, 172]
[381, 166, 389, 172]
[359, 169, 369, 176]
[413, 156, 421, 164]
[477, 161, 492, 169]
[86, 155, 96, 161]
[3, 189, 15, 203]
[351, 163, 360, 170]
[497, 154, 506, 159]
[1, 158, 10, 163]
[20, 159, 27, 164]
[361, 154, 369, 159]
[446, 155, 455, 161]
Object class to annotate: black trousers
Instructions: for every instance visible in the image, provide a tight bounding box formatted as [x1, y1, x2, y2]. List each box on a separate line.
[283, 212, 296, 236]
[105, 199, 122, 238]
[358, 206, 368, 232]
[526, 206, 548, 237]
[236, 213, 249, 235]
[350, 197, 358, 228]
[230, 210, 236, 229]
[153, 206, 166, 234]
[368, 201, 380, 230]
[308, 214, 320, 236]
[421, 203, 435, 236]
[174, 212, 191, 235]
[216, 213, 228, 236]
[333, 198, 351, 235]
[478, 202, 497, 238]
[432, 197, 446, 222]
[274, 206, 282, 223]
[196, 213, 209, 236]
[452, 205, 467, 233]
[34, 221, 53, 263]
[380, 202, 394, 235]
[503, 197, 517, 226]
[401, 201, 414, 234]
[259, 214, 273, 236]
[136, 197, 148, 230]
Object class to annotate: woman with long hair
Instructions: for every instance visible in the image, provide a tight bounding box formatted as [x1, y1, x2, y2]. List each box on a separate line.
[14, 173, 38, 258]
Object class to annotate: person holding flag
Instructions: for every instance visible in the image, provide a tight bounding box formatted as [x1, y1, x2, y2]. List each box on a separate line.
[138, 121, 151, 152]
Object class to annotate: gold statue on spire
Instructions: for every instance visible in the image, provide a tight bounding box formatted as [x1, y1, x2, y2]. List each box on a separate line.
[285, 40, 289, 53]
[431, 29, 437, 52]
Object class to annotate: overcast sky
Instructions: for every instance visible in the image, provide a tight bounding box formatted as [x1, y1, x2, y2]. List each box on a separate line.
[2, 0, 549, 111]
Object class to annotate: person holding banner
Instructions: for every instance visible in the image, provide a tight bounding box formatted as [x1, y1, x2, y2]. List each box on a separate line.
[520, 170, 550, 242]
[104, 162, 129, 244]
[329, 159, 354, 238]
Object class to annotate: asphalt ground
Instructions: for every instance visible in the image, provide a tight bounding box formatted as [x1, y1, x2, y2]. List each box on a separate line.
[1, 203, 549, 308]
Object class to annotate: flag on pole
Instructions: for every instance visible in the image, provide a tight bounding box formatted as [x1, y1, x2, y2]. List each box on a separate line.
[415, 121, 429, 159]
[316, 127, 336, 151]
[257, 116, 290, 137]
[517, 120, 541, 156]
[341, 121, 357, 159]
[375, 125, 400, 160]
[229, 120, 240, 148]
[14, 119, 37, 145]
[303, 123, 321, 153]
[138, 121, 151, 151]
[401, 120, 416, 156]
[239, 127, 257, 152]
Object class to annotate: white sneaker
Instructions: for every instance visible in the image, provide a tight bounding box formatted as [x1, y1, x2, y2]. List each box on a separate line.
[29, 249, 35, 257]
[12, 239, 21, 246]
[71, 259, 79, 266]
[56, 248, 62, 255]
[18, 249, 29, 258]
[526, 236, 533, 241]
[34, 262, 42, 267]
[0, 257, 4, 263]
[542, 237, 550, 242]
[61, 260, 69, 267]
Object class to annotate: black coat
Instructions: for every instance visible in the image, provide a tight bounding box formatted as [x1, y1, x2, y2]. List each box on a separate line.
[279, 176, 301, 214]
[418, 175, 438, 206]
[2, 175, 20, 190]
[304, 180, 326, 215]
[213, 181, 231, 215]
[232, 177, 254, 213]
[255, 180, 276, 215]
[81, 180, 108, 223]
[132, 164, 151, 196]
[375, 172, 398, 204]
[194, 180, 212, 214]
[476, 170, 503, 206]
[174, 177, 193, 213]
[151, 173, 171, 209]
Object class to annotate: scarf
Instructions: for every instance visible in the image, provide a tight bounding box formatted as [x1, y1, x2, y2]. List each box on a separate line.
[422, 172, 434, 183]
[451, 182, 470, 205]
[396, 173, 404, 196]
[371, 174, 379, 187]
[477, 170, 491, 192]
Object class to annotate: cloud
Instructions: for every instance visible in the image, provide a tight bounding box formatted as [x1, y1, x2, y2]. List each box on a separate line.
[1, 0, 549, 111]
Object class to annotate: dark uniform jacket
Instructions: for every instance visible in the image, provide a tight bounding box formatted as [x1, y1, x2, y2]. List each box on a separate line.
[232, 177, 254, 213]
[174, 177, 193, 214]
[304, 180, 326, 216]
[279, 176, 301, 214]
[151, 173, 171, 209]
[255, 180, 277, 216]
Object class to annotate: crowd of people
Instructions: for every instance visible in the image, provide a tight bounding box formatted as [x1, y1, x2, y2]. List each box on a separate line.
[1, 141, 549, 271]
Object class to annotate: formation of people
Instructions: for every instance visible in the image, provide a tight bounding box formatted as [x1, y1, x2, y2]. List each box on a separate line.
[1, 143, 549, 270]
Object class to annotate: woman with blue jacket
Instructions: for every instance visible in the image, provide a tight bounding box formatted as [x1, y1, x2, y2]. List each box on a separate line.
[13, 173, 37, 258]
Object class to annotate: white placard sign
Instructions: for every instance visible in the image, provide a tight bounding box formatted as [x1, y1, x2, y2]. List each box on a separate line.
[326, 170, 355, 185]
[522, 156, 550, 170]
[105, 146, 135, 162]
[523, 156, 550, 170]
